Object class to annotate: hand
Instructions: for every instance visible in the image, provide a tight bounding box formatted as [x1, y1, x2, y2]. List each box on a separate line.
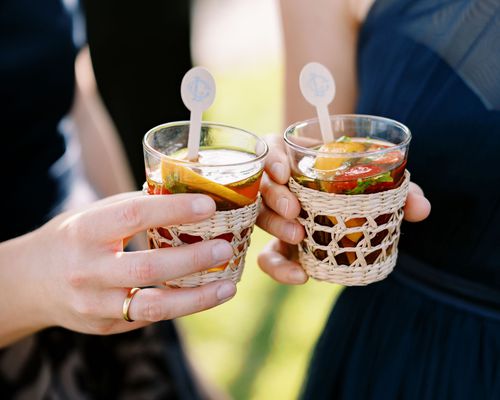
[257, 134, 431, 285]
[403, 181, 432, 222]
[4, 192, 236, 342]
[256, 135, 308, 284]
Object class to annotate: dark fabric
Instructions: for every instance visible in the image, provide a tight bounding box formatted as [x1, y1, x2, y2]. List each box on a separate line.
[303, 0, 500, 398]
[83, 0, 192, 188]
[356, 0, 500, 289]
[0, 0, 74, 240]
[0, 2, 201, 398]
[303, 274, 500, 400]
[1, 324, 201, 399]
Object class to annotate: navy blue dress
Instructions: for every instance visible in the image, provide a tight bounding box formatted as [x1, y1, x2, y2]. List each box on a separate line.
[302, 1, 500, 399]
[0, 1, 201, 398]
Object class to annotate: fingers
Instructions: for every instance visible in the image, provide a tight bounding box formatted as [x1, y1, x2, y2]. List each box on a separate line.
[259, 136, 304, 244]
[123, 281, 237, 322]
[408, 181, 424, 196]
[97, 240, 234, 287]
[263, 134, 290, 184]
[256, 204, 304, 244]
[404, 182, 431, 222]
[260, 174, 301, 219]
[66, 194, 216, 244]
[85, 191, 143, 209]
[258, 239, 308, 284]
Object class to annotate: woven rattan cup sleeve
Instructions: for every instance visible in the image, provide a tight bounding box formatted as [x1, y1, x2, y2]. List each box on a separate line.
[144, 184, 261, 287]
[289, 171, 410, 286]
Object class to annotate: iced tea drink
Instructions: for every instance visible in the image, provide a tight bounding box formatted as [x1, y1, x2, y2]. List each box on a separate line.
[285, 115, 411, 270]
[143, 122, 268, 282]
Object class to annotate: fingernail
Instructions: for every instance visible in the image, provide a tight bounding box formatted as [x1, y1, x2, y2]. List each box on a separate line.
[289, 268, 307, 284]
[212, 242, 233, 262]
[217, 282, 236, 301]
[277, 197, 289, 216]
[287, 222, 298, 243]
[271, 162, 285, 182]
[192, 197, 214, 215]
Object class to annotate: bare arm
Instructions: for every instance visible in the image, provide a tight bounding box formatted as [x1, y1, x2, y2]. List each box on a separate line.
[254, 0, 361, 283]
[280, 0, 359, 125]
[257, 0, 431, 284]
[71, 47, 136, 197]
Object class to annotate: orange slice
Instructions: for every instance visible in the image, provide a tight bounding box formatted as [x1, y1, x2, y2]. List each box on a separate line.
[161, 159, 253, 207]
[328, 215, 366, 243]
[314, 141, 366, 172]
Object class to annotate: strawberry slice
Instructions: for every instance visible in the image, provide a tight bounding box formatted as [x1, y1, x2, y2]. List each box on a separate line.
[338, 164, 384, 179]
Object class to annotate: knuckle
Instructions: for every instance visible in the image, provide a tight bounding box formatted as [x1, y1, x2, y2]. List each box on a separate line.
[267, 189, 280, 209]
[256, 212, 267, 231]
[189, 247, 205, 271]
[66, 271, 86, 288]
[61, 217, 87, 243]
[64, 267, 87, 288]
[260, 209, 275, 232]
[144, 294, 164, 322]
[194, 289, 210, 311]
[119, 198, 144, 230]
[129, 257, 156, 284]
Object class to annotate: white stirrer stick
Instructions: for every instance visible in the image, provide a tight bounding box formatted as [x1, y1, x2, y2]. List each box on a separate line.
[180, 67, 216, 161]
[299, 62, 336, 144]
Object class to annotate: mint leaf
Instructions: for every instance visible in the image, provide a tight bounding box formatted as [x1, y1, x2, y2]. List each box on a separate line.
[164, 171, 188, 193]
[376, 173, 394, 183]
[346, 171, 393, 194]
[336, 135, 351, 143]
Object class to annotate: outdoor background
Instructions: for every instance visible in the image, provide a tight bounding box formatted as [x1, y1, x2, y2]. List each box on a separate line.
[178, 1, 342, 399]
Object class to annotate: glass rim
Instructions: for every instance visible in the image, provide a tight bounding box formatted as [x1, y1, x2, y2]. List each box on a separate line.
[143, 120, 269, 168]
[283, 114, 412, 158]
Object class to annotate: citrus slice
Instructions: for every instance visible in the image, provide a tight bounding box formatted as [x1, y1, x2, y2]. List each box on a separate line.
[161, 159, 253, 207]
[328, 216, 365, 243]
[314, 141, 366, 172]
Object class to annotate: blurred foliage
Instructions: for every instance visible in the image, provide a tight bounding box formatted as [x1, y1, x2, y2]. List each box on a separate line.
[178, 63, 341, 400]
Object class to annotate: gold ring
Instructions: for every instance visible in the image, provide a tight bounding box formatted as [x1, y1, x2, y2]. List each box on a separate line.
[122, 287, 141, 322]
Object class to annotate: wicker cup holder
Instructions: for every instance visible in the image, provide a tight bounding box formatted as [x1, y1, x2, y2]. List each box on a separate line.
[144, 184, 261, 287]
[289, 171, 410, 286]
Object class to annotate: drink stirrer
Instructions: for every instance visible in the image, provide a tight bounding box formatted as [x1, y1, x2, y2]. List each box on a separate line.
[299, 62, 336, 144]
[181, 67, 216, 161]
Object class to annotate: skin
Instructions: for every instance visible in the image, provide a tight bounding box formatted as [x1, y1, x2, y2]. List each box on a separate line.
[1, 0, 428, 351]
[0, 190, 237, 348]
[0, 46, 240, 349]
[256, 0, 432, 284]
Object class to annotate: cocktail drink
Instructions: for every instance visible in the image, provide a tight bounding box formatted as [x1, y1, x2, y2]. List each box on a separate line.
[285, 115, 411, 285]
[143, 121, 268, 287]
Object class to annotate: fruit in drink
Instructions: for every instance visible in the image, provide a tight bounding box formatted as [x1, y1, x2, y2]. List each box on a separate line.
[147, 148, 262, 211]
[147, 147, 263, 271]
[293, 136, 406, 195]
[293, 135, 406, 265]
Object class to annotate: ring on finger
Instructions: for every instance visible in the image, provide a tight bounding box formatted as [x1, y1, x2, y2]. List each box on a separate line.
[122, 287, 141, 322]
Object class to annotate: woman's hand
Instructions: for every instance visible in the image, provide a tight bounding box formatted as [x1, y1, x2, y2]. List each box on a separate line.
[256, 135, 308, 284]
[256, 135, 431, 285]
[0, 192, 236, 347]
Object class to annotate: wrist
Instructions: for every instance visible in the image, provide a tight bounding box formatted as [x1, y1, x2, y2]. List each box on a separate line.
[0, 230, 53, 347]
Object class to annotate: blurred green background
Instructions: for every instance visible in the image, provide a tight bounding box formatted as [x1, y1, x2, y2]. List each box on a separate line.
[177, 63, 342, 399]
